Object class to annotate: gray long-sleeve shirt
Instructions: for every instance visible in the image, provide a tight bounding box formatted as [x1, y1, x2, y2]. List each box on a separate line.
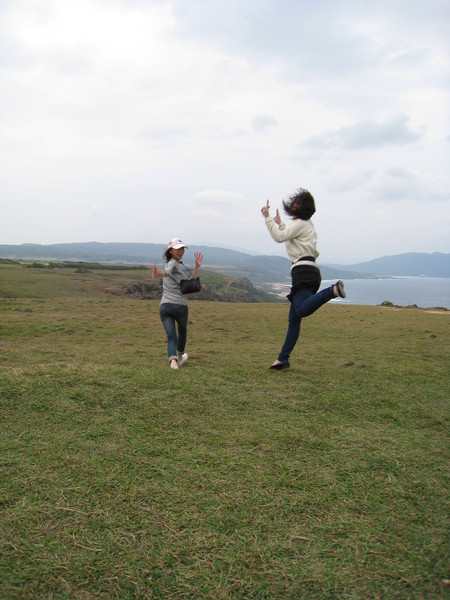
[160, 259, 188, 306]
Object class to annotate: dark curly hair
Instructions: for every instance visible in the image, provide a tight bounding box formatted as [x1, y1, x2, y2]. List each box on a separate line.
[282, 188, 316, 220]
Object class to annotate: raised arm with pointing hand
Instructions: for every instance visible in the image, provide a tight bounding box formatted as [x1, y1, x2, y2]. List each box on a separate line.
[261, 199, 281, 224]
[261, 188, 347, 371]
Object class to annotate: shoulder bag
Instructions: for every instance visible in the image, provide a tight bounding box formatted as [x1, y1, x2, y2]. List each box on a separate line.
[179, 262, 201, 294]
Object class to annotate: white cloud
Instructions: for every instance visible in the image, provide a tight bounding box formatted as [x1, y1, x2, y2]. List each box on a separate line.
[305, 115, 423, 150]
[371, 166, 449, 203]
[252, 116, 279, 133]
[0, 0, 448, 263]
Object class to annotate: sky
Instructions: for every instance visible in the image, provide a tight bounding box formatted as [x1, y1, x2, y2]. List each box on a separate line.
[0, 0, 449, 263]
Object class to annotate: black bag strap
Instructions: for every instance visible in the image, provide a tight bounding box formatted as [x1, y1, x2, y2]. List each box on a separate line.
[180, 261, 195, 279]
[166, 261, 190, 283]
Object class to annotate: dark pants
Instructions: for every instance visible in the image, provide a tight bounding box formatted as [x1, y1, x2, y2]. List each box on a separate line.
[278, 284, 335, 362]
[159, 303, 188, 362]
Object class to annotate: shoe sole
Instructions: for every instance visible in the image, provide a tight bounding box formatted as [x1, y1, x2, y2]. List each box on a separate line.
[336, 280, 346, 298]
[269, 362, 290, 370]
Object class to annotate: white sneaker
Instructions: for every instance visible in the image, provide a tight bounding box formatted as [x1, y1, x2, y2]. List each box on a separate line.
[170, 360, 179, 370]
[178, 353, 188, 367]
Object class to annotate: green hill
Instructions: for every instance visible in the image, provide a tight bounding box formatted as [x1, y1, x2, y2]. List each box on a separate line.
[0, 262, 282, 303]
[3, 243, 448, 280]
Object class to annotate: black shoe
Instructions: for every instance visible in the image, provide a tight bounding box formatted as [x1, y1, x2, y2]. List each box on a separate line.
[269, 360, 290, 370]
[335, 280, 346, 298]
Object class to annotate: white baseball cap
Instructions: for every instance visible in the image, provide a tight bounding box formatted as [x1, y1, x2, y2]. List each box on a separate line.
[167, 238, 188, 250]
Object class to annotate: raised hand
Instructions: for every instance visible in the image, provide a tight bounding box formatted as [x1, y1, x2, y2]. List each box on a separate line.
[274, 208, 281, 225]
[261, 199, 270, 218]
[194, 252, 203, 267]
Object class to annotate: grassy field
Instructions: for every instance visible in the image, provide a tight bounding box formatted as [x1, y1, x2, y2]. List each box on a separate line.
[0, 265, 449, 598]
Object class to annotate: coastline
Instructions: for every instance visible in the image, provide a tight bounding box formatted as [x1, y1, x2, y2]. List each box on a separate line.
[264, 276, 450, 310]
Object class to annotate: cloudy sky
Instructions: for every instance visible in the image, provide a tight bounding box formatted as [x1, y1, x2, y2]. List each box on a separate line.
[0, 0, 449, 263]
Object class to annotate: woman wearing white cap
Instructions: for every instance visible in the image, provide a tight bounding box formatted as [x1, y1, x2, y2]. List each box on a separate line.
[152, 238, 203, 370]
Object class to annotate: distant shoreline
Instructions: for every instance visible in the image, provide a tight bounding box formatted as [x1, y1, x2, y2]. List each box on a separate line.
[265, 276, 450, 310]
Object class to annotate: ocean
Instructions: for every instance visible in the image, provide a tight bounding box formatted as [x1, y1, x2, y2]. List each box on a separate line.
[274, 277, 450, 309]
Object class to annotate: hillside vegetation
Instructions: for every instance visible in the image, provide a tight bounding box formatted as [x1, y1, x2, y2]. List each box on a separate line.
[0, 262, 281, 303]
[0, 265, 448, 598]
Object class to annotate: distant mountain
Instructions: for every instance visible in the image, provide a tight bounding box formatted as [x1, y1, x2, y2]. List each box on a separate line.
[4, 242, 163, 264]
[0, 242, 362, 284]
[328, 252, 450, 278]
[0, 243, 448, 282]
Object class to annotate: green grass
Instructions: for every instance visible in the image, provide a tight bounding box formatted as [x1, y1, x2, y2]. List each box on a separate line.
[0, 267, 449, 598]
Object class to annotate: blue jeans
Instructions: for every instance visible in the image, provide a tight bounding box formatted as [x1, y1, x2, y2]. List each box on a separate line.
[159, 303, 188, 361]
[278, 284, 335, 362]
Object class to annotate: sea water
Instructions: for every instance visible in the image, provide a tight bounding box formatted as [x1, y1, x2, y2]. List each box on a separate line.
[274, 277, 450, 309]
[323, 277, 450, 309]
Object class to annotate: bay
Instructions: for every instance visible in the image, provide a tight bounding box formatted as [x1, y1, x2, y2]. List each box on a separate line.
[274, 277, 450, 309]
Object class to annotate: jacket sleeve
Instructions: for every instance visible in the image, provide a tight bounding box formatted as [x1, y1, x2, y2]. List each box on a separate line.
[265, 217, 305, 243]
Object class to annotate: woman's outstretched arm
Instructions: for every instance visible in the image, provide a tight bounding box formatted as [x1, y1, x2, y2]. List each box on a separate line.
[151, 265, 166, 278]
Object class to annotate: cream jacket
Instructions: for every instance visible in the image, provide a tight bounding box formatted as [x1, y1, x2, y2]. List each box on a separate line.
[265, 216, 319, 267]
